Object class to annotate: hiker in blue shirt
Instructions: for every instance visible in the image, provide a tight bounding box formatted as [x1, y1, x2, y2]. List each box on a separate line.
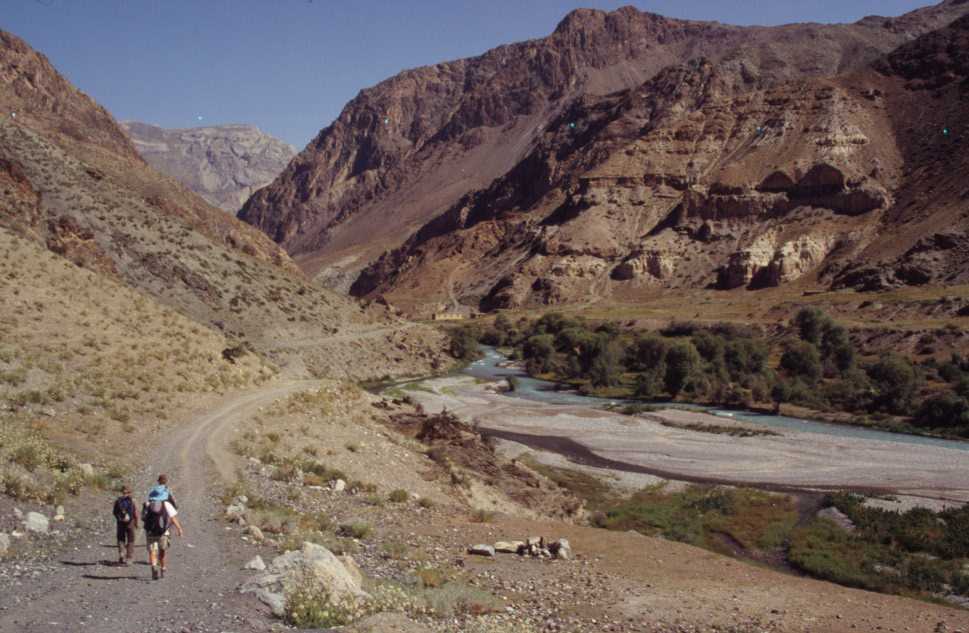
[143, 474, 184, 580]
[147, 473, 178, 509]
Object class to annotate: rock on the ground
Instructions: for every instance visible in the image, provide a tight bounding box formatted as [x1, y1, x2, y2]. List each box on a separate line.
[241, 541, 367, 618]
[78, 463, 95, 477]
[24, 512, 49, 535]
[494, 540, 524, 554]
[244, 555, 266, 571]
[550, 538, 572, 560]
[0, 532, 10, 555]
[246, 525, 264, 542]
[53, 505, 65, 522]
[340, 553, 363, 587]
[331, 478, 347, 493]
[225, 503, 247, 522]
[467, 544, 496, 557]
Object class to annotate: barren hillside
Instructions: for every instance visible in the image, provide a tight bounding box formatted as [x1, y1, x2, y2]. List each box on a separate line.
[0, 29, 448, 378]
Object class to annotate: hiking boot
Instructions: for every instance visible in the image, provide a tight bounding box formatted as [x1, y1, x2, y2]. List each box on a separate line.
[151, 565, 159, 580]
[159, 567, 165, 579]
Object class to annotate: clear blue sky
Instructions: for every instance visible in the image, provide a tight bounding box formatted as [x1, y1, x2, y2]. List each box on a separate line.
[5, 0, 935, 148]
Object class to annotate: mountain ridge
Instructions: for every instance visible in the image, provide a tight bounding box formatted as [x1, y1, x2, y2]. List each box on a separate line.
[121, 121, 296, 213]
[238, 0, 969, 295]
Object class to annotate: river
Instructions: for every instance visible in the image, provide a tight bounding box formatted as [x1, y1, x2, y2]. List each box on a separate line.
[463, 346, 969, 454]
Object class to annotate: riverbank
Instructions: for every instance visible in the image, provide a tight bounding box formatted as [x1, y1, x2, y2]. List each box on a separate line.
[397, 374, 969, 508]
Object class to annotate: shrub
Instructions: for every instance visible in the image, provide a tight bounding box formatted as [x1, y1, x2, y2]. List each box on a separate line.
[914, 393, 969, 430]
[866, 355, 919, 415]
[338, 522, 372, 540]
[664, 341, 701, 398]
[780, 341, 822, 384]
[388, 489, 409, 503]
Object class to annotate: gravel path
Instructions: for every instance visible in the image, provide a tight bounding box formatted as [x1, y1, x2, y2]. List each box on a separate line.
[0, 380, 312, 633]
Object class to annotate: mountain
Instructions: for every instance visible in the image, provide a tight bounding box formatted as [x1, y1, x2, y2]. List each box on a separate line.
[349, 10, 969, 314]
[239, 1, 969, 298]
[0, 29, 447, 381]
[121, 121, 295, 212]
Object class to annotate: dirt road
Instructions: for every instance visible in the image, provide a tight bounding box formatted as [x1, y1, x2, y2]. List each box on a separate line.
[0, 380, 313, 633]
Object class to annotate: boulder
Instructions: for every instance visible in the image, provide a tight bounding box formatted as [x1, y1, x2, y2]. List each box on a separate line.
[24, 512, 49, 535]
[244, 555, 267, 571]
[494, 541, 524, 554]
[331, 479, 347, 493]
[549, 538, 572, 560]
[340, 554, 363, 587]
[53, 505, 65, 523]
[0, 532, 10, 555]
[246, 525, 265, 542]
[467, 544, 496, 557]
[225, 504, 246, 522]
[241, 542, 367, 619]
[78, 463, 95, 477]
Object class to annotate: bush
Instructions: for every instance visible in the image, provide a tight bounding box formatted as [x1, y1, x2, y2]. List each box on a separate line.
[338, 522, 372, 540]
[914, 393, 969, 430]
[664, 341, 701, 398]
[448, 327, 480, 362]
[866, 355, 919, 415]
[780, 341, 822, 384]
[388, 489, 409, 503]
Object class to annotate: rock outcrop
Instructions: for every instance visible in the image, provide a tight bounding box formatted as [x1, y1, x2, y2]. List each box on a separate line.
[122, 122, 295, 212]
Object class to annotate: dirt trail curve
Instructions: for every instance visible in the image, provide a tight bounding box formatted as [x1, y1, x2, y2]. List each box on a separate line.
[0, 380, 315, 633]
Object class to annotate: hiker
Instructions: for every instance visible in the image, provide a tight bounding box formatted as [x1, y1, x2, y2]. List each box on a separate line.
[112, 485, 138, 565]
[143, 485, 184, 580]
[148, 473, 178, 509]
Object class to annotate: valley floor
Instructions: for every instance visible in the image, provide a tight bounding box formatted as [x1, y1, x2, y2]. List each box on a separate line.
[1, 378, 967, 632]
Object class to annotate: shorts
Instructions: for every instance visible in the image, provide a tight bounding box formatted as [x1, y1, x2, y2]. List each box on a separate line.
[146, 533, 171, 552]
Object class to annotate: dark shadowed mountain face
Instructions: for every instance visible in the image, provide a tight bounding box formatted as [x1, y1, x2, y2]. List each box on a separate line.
[122, 122, 295, 213]
[238, 1, 969, 298]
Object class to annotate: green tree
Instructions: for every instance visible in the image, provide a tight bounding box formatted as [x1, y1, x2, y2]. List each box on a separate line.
[627, 334, 668, 372]
[780, 341, 823, 384]
[448, 327, 480, 362]
[523, 334, 556, 374]
[771, 381, 792, 413]
[794, 308, 831, 345]
[820, 324, 855, 373]
[589, 340, 623, 388]
[665, 341, 701, 398]
[914, 394, 969, 430]
[866, 355, 919, 415]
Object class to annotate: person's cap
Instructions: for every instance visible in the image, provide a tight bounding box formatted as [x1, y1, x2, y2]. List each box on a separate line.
[121, 485, 132, 494]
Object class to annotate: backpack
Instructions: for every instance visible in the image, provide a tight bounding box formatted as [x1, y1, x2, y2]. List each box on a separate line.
[143, 500, 169, 536]
[113, 496, 134, 523]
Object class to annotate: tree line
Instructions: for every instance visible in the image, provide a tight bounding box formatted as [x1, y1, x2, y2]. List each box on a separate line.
[450, 309, 969, 438]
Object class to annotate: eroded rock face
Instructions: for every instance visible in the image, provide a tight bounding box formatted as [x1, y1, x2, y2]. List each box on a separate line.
[239, 2, 969, 290]
[122, 122, 295, 213]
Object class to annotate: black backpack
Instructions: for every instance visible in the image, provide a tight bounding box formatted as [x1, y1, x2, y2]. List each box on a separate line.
[142, 501, 170, 536]
[113, 496, 135, 524]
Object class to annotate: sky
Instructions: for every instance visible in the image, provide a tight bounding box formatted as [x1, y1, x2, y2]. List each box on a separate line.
[5, 0, 937, 148]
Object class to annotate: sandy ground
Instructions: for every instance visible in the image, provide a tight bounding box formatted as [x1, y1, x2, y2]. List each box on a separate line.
[408, 376, 969, 507]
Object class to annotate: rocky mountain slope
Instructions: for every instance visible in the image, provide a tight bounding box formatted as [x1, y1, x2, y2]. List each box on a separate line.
[350, 10, 969, 314]
[239, 1, 969, 298]
[121, 121, 295, 212]
[0, 29, 447, 378]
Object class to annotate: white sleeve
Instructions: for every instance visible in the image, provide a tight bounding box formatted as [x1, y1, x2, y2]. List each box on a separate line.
[165, 501, 178, 518]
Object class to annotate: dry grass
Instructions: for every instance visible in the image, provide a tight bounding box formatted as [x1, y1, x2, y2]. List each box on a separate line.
[0, 228, 275, 469]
